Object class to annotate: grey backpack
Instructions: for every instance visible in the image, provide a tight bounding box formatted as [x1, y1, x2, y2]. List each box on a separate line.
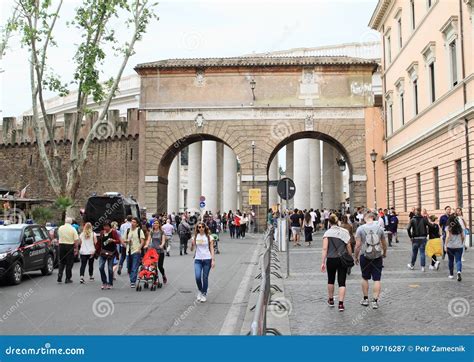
[363, 228, 383, 259]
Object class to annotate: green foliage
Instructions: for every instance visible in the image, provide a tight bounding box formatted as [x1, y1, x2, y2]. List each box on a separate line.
[31, 207, 54, 225]
[54, 196, 73, 211]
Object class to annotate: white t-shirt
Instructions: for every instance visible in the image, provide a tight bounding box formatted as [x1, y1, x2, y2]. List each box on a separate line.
[80, 233, 95, 255]
[195, 233, 212, 260]
[162, 223, 174, 236]
[323, 210, 330, 219]
[310, 211, 316, 223]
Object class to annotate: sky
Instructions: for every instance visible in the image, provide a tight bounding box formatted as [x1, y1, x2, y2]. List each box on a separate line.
[0, 0, 379, 117]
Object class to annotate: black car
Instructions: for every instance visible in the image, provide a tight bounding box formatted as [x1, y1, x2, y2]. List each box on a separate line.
[0, 224, 56, 285]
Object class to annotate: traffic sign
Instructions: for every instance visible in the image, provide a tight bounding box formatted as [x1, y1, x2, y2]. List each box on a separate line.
[277, 178, 296, 200]
[199, 201, 206, 208]
[199, 196, 206, 202]
[248, 188, 262, 206]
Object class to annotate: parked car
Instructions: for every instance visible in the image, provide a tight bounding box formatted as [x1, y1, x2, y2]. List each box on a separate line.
[83, 192, 141, 232]
[0, 224, 56, 285]
[46, 226, 60, 267]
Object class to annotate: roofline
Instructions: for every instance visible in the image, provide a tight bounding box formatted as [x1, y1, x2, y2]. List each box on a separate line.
[368, 0, 392, 30]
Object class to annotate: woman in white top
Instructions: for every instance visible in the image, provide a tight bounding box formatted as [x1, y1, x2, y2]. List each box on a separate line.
[79, 222, 97, 283]
[191, 222, 215, 303]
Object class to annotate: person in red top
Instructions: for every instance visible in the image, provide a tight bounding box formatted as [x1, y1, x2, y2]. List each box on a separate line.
[98, 221, 121, 290]
[234, 212, 242, 239]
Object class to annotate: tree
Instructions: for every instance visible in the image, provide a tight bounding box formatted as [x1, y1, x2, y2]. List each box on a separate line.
[31, 206, 53, 225]
[6, 0, 158, 213]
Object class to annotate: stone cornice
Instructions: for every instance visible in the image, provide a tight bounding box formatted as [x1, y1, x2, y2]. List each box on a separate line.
[369, 0, 393, 30]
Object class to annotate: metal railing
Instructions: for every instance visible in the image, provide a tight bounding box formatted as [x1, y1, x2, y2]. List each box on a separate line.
[249, 227, 282, 336]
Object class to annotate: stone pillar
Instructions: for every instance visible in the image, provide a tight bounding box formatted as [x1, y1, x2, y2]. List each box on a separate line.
[167, 155, 180, 213]
[223, 145, 237, 212]
[309, 139, 321, 210]
[187, 142, 202, 211]
[201, 141, 218, 212]
[285, 143, 294, 209]
[322, 142, 335, 209]
[293, 139, 310, 210]
[268, 154, 279, 209]
[333, 152, 343, 210]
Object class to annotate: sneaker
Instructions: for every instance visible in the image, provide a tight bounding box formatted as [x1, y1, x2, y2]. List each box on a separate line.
[338, 303, 345, 312]
[101, 284, 106, 290]
[434, 261, 440, 270]
[196, 292, 203, 302]
[117, 266, 122, 275]
[371, 299, 379, 309]
[106, 284, 112, 290]
[429, 265, 435, 270]
[130, 283, 136, 288]
[457, 272, 462, 282]
[462, 257, 465, 262]
[407, 264, 414, 270]
[65, 279, 73, 284]
[327, 298, 335, 307]
[89, 276, 94, 281]
[57, 276, 62, 283]
[448, 275, 454, 279]
[163, 275, 168, 284]
[421, 267, 425, 272]
[360, 299, 369, 307]
[200, 294, 207, 303]
[80, 277, 85, 284]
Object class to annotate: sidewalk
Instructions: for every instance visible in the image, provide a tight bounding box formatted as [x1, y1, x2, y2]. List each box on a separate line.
[277, 230, 474, 335]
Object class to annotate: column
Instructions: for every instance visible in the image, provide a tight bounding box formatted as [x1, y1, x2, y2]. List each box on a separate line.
[268, 154, 279, 209]
[285, 143, 294, 208]
[201, 141, 218, 212]
[309, 139, 321, 209]
[293, 139, 310, 210]
[333, 152, 343, 210]
[187, 142, 202, 211]
[223, 145, 237, 212]
[167, 155, 180, 213]
[322, 142, 335, 209]
[216, 142, 224, 212]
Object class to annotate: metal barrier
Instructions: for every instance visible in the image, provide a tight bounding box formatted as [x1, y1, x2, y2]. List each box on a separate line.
[249, 227, 283, 336]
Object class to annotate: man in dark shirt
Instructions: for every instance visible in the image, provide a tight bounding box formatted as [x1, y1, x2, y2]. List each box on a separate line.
[407, 208, 429, 271]
[290, 208, 303, 246]
[439, 206, 452, 260]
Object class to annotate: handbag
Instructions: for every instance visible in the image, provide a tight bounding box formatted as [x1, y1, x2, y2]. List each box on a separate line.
[100, 249, 116, 259]
[425, 238, 443, 257]
[329, 238, 354, 268]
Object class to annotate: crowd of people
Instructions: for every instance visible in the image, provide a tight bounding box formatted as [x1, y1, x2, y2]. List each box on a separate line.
[266, 204, 469, 312]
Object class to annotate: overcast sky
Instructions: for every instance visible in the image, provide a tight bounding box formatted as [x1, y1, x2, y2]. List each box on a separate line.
[0, 0, 379, 117]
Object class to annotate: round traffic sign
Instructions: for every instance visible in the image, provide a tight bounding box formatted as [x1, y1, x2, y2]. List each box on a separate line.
[199, 201, 206, 208]
[277, 178, 296, 200]
[199, 196, 206, 202]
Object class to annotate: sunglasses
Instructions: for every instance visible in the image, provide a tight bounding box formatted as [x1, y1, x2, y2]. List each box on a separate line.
[198, 225, 204, 229]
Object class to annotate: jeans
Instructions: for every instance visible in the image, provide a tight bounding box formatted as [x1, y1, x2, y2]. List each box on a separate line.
[410, 238, 427, 267]
[128, 252, 141, 283]
[386, 231, 393, 246]
[179, 235, 188, 254]
[118, 245, 127, 268]
[157, 251, 165, 277]
[79, 254, 94, 277]
[58, 244, 75, 281]
[447, 247, 463, 275]
[194, 259, 212, 295]
[99, 256, 114, 285]
[229, 224, 235, 238]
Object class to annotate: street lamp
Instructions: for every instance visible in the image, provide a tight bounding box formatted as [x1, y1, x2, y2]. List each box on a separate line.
[370, 149, 378, 211]
[250, 79, 256, 101]
[251, 141, 256, 188]
[336, 158, 346, 172]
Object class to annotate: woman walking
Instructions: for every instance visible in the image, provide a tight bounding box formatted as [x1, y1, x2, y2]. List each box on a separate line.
[234, 212, 242, 239]
[79, 222, 97, 284]
[321, 214, 352, 311]
[146, 220, 167, 283]
[240, 213, 248, 238]
[340, 215, 355, 275]
[455, 208, 468, 262]
[445, 214, 465, 281]
[228, 211, 235, 238]
[303, 212, 313, 246]
[427, 215, 441, 271]
[98, 221, 121, 290]
[191, 222, 215, 303]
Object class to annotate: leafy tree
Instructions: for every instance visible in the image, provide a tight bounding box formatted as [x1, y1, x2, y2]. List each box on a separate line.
[31, 206, 53, 225]
[54, 196, 73, 223]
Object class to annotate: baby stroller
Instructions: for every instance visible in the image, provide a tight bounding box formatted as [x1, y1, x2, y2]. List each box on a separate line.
[136, 248, 162, 292]
[211, 233, 220, 254]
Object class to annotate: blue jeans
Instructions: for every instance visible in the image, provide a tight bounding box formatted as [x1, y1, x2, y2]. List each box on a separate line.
[99, 256, 114, 286]
[447, 247, 463, 275]
[410, 238, 427, 267]
[128, 252, 142, 284]
[194, 259, 212, 295]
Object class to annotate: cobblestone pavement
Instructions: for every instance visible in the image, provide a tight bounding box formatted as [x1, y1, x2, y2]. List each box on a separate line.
[279, 230, 474, 335]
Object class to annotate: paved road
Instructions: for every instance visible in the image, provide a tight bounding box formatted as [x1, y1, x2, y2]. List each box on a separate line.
[279, 230, 474, 335]
[0, 233, 262, 335]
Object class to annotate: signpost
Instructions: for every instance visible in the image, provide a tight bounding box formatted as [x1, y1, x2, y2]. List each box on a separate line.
[199, 196, 206, 220]
[248, 188, 261, 205]
[276, 178, 296, 278]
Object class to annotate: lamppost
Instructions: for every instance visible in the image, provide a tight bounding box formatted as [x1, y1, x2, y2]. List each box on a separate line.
[336, 157, 346, 172]
[370, 149, 378, 211]
[251, 140, 256, 188]
[250, 79, 256, 101]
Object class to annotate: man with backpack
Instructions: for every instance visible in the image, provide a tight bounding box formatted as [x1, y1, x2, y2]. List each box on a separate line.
[406, 207, 430, 272]
[355, 212, 387, 310]
[124, 217, 146, 288]
[178, 215, 191, 256]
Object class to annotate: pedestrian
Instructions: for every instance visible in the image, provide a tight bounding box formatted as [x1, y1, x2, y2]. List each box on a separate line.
[340, 215, 355, 275]
[146, 220, 167, 283]
[323, 208, 330, 230]
[162, 218, 174, 256]
[354, 212, 387, 309]
[228, 210, 235, 238]
[267, 208, 273, 228]
[124, 217, 146, 288]
[389, 210, 399, 243]
[455, 207, 468, 262]
[240, 213, 248, 238]
[98, 221, 121, 290]
[57, 217, 79, 284]
[321, 214, 352, 311]
[380, 209, 392, 247]
[409, 207, 416, 220]
[290, 208, 303, 246]
[303, 212, 313, 246]
[178, 215, 191, 256]
[118, 215, 132, 275]
[191, 222, 216, 303]
[78, 222, 97, 284]
[407, 207, 429, 272]
[445, 214, 465, 281]
[439, 206, 452, 260]
[111, 221, 121, 278]
[234, 212, 241, 239]
[309, 208, 317, 232]
[426, 215, 442, 271]
[222, 212, 227, 233]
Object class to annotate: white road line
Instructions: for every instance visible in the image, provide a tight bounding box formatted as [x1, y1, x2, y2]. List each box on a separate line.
[219, 244, 261, 335]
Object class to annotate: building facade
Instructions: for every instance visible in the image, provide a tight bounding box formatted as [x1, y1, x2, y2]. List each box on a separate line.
[370, 0, 474, 227]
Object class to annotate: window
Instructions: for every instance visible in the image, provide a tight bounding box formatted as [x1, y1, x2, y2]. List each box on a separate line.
[413, 79, 419, 115]
[433, 167, 440, 210]
[400, 92, 405, 125]
[449, 40, 458, 86]
[410, 0, 416, 30]
[389, 103, 394, 133]
[385, 92, 393, 136]
[392, 181, 395, 207]
[422, 42, 436, 103]
[386, 35, 392, 63]
[427, 0, 432, 8]
[29, 155, 33, 166]
[130, 148, 133, 161]
[456, 159, 463, 207]
[429, 62, 436, 103]
[417, 173, 422, 208]
[397, 18, 403, 48]
[403, 177, 407, 212]
[441, 17, 459, 89]
[396, 79, 404, 126]
[407, 62, 419, 116]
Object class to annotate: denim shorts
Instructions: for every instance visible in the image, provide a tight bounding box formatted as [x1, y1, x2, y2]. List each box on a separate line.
[360, 255, 383, 281]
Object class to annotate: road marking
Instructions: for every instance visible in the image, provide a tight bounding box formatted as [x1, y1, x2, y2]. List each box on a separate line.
[219, 243, 261, 335]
